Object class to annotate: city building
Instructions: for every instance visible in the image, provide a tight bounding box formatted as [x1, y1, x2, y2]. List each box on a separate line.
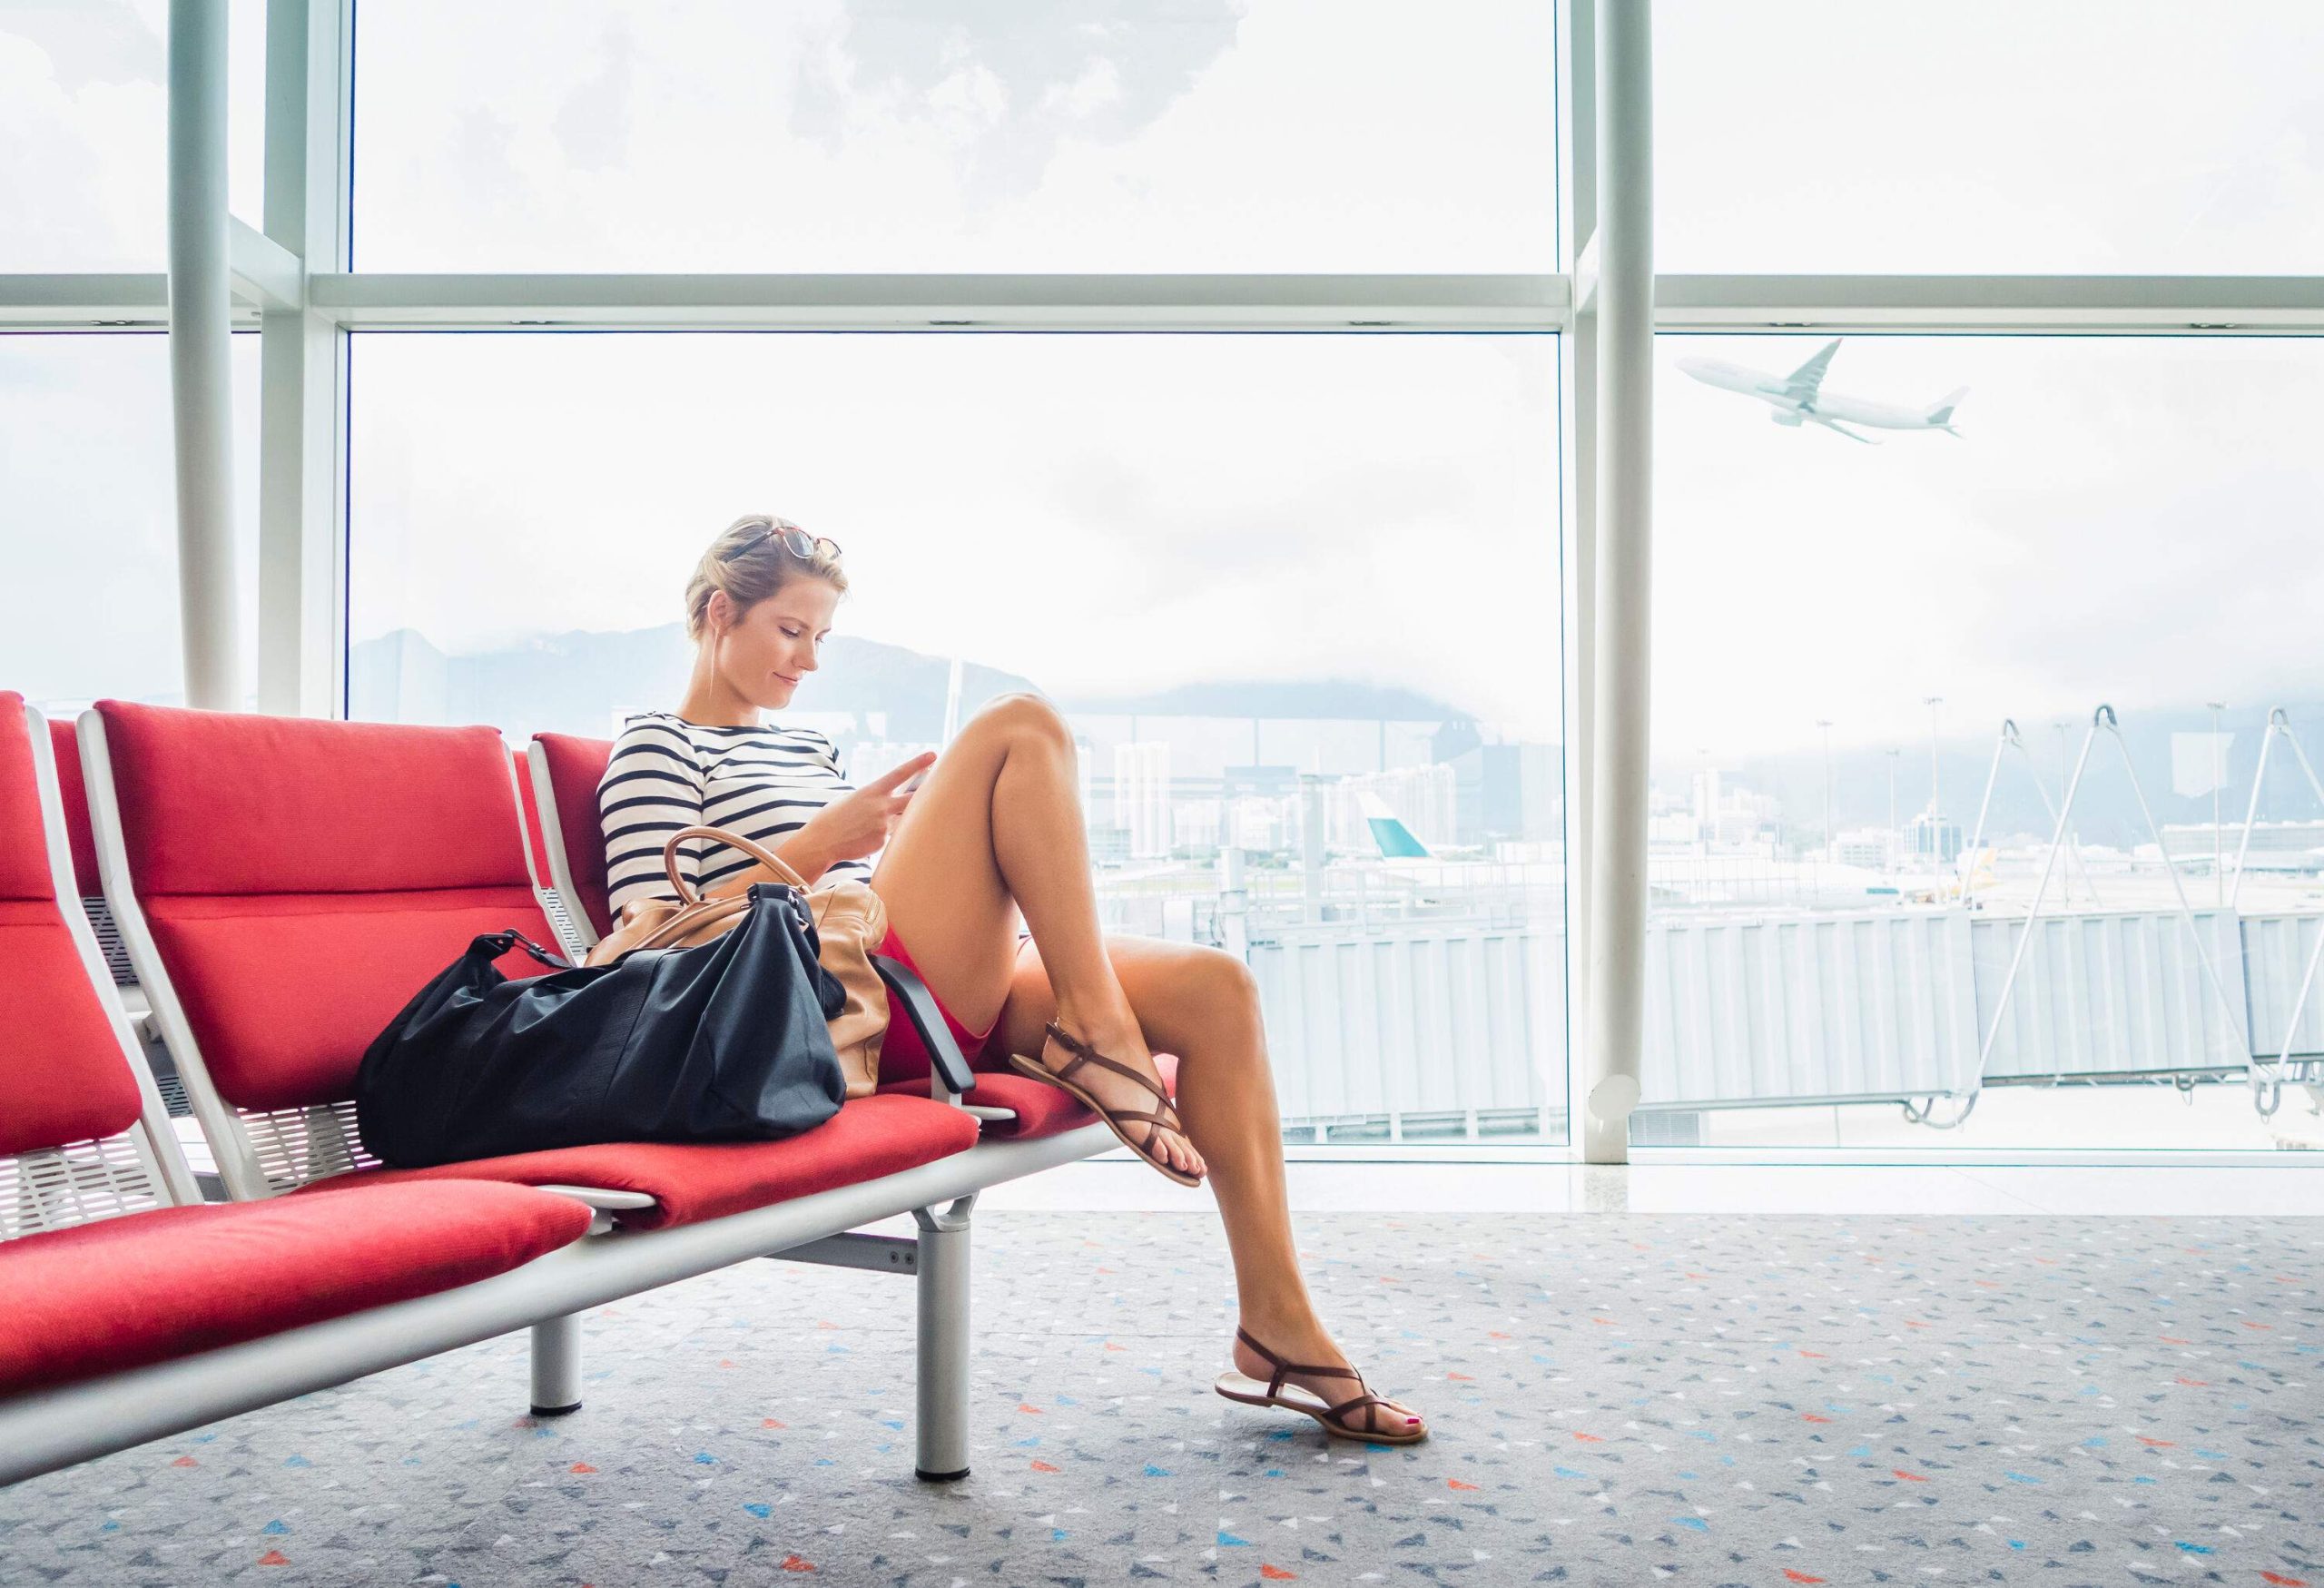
[1113, 740, 1173, 859]
[1908, 809, 1964, 864]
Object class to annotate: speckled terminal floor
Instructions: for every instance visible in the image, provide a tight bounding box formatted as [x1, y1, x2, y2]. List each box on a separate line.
[2, 1209, 2318, 1587]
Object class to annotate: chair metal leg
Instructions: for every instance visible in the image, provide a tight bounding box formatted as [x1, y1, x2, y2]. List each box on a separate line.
[911, 1193, 977, 1481]
[530, 1312, 583, 1416]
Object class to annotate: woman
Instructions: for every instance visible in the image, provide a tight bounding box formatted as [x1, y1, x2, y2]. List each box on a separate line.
[598, 515, 1428, 1444]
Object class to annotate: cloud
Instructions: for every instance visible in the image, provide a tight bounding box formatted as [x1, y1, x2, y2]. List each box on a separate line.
[347, 0, 1557, 270]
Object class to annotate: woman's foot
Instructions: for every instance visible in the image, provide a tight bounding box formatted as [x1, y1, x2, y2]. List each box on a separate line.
[1028, 1008, 1207, 1180]
[1230, 1320, 1428, 1439]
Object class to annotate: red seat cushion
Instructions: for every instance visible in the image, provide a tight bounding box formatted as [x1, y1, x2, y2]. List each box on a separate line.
[0, 907, 144, 1155]
[0, 693, 61, 902]
[141, 889, 561, 1112]
[95, 703, 533, 897]
[877, 1053, 1178, 1140]
[93, 701, 564, 1113]
[0, 695, 143, 1154]
[45, 717, 100, 901]
[0, 1180, 593, 1396]
[298, 1093, 983, 1230]
[531, 733, 615, 938]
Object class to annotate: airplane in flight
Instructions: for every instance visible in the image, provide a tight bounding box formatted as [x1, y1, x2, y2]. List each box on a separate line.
[1677, 338, 1967, 444]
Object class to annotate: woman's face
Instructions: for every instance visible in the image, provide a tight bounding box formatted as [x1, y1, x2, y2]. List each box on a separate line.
[712, 578, 839, 709]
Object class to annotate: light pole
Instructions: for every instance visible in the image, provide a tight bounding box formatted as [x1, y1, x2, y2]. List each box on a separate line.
[1817, 718, 1835, 855]
[1886, 746, 1901, 869]
[1923, 695, 1944, 805]
[2207, 700, 2227, 905]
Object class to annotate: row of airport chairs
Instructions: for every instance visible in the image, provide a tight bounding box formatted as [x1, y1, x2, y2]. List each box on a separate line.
[0, 694, 1147, 1487]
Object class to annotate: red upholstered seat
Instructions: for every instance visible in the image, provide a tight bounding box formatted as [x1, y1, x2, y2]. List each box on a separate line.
[45, 718, 100, 900]
[94, 701, 564, 1113]
[530, 732, 615, 939]
[294, 1092, 982, 1230]
[0, 695, 143, 1156]
[511, 745, 557, 898]
[0, 1180, 593, 1396]
[878, 1053, 1179, 1140]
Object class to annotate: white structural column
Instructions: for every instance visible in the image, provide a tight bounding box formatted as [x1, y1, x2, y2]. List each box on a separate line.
[166, 0, 242, 711]
[1557, 0, 1599, 1154]
[1582, 0, 1652, 1161]
[255, 0, 349, 717]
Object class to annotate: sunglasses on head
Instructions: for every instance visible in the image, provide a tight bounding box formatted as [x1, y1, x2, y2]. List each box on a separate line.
[753, 519, 842, 561]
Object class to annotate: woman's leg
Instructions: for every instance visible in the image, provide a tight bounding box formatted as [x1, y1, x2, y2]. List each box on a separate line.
[868, 692, 1421, 1435]
[985, 934, 1425, 1438]
[867, 693, 1203, 1178]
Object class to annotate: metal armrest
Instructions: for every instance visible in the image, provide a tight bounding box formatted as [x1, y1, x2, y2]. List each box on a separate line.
[871, 952, 979, 1100]
[532, 1184, 659, 1213]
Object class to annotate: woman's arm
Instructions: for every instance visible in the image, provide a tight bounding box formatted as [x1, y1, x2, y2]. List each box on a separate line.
[702, 748, 936, 899]
[703, 831, 835, 898]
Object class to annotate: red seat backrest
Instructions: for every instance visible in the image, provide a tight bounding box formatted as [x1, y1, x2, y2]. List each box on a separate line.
[0, 694, 143, 1156]
[532, 733, 615, 939]
[511, 745, 555, 890]
[46, 718, 101, 900]
[93, 701, 559, 1113]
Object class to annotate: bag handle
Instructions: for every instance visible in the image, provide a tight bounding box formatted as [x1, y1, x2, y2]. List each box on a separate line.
[478, 929, 571, 971]
[665, 824, 813, 904]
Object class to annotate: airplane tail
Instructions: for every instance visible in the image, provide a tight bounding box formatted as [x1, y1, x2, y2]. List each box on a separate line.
[1925, 386, 1969, 434]
[1355, 792, 1432, 860]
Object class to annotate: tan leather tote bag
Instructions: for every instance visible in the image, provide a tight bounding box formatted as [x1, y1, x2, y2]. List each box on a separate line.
[584, 824, 891, 1097]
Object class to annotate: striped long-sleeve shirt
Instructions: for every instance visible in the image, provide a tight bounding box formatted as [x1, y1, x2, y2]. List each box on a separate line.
[597, 711, 876, 917]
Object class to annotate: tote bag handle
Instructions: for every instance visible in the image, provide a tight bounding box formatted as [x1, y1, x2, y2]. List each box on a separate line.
[664, 824, 815, 904]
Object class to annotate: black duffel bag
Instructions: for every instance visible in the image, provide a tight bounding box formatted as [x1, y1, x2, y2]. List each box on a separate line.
[355, 883, 848, 1168]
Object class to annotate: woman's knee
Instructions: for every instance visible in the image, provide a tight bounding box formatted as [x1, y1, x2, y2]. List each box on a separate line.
[1172, 946, 1264, 1031]
[970, 691, 1073, 753]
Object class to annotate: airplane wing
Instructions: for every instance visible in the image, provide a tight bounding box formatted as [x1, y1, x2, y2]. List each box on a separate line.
[1780, 339, 1842, 405]
[1803, 411, 1877, 444]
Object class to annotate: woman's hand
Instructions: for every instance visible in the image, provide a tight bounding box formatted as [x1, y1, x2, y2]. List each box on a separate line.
[702, 751, 936, 899]
[797, 751, 938, 866]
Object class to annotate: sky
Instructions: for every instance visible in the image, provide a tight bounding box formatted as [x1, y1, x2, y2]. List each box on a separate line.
[6, 1, 2324, 766]
[344, 330, 1566, 737]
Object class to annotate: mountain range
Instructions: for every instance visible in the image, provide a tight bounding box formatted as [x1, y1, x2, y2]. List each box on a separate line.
[346, 624, 1476, 743]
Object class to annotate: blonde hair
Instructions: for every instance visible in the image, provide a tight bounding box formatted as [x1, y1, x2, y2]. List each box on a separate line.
[684, 513, 849, 643]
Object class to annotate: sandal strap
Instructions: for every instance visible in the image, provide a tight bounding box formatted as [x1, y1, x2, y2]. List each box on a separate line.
[1233, 1324, 1362, 1399]
[1324, 1391, 1400, 1426]
[1045, 1021, 1176, 1109]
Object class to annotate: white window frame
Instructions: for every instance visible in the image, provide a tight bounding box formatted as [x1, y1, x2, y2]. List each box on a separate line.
[7, 0, 2321, 1168]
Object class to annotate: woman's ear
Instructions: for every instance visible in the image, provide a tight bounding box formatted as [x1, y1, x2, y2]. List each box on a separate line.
[704, 589, 730, 637]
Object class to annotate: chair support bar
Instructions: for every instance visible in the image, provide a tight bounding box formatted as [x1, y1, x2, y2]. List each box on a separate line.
[766, 1230, 918, 1274]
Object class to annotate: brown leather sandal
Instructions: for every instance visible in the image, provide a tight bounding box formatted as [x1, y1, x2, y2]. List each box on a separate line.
[1006, 1018, 1204, 1187]
[1214, 1323, 1429, 1443]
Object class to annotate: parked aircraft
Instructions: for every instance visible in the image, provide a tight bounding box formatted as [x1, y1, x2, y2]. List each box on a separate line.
[1678, 338, 1966, 443]
[1355, 792, 1433, 860]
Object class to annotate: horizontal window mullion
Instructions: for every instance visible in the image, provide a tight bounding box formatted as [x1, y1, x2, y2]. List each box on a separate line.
[1656, 273, 2324, 333]
[303, 272, 1571, 332]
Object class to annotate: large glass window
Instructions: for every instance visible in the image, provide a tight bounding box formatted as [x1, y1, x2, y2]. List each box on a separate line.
[350, 0, 1558, 272]
[349, 330, 1568, 1145]
[1656, 0, 2324, 274]
[0, 0, 267, 270]
[1644, 334, 2324, 1150]
[0, 332, 261, 711]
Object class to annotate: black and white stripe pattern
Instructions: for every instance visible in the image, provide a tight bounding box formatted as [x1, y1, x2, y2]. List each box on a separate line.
[598, 711, 874, 917]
